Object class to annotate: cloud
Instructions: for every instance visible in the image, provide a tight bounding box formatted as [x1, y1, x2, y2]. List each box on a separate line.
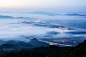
[0, 11, 15, 13]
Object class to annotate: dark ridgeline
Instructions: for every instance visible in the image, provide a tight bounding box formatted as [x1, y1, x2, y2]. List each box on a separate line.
[0, 38, 50, 54]
[66, 13, 86, 16]
[0, 40, 86, 57]
[0, 15, 14, 19]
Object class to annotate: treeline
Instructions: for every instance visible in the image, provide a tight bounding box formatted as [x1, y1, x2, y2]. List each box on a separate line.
[0, 40, 86, 57]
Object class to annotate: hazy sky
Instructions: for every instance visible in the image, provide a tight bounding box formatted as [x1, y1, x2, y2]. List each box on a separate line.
[0, 0, 86, 12]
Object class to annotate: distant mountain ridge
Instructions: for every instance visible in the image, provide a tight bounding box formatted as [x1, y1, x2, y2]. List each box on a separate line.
[23, 11, 60, 16]
[0, 15, 14, 19]
[0, 15, 34, 19]
[66, 13, 86, 16]
[0, 38, 50, 54]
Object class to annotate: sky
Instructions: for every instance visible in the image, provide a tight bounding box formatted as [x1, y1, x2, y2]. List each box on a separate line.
[0, 0, 86, 12]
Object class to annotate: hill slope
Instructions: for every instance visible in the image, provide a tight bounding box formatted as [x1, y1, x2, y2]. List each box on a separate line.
[0, 40, 86, 57]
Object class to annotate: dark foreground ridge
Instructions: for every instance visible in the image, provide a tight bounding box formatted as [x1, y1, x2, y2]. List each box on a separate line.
[0, 40, 86, 57]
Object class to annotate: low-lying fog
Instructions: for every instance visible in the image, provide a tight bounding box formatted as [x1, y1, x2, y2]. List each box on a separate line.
[0, 12, 86, 47]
